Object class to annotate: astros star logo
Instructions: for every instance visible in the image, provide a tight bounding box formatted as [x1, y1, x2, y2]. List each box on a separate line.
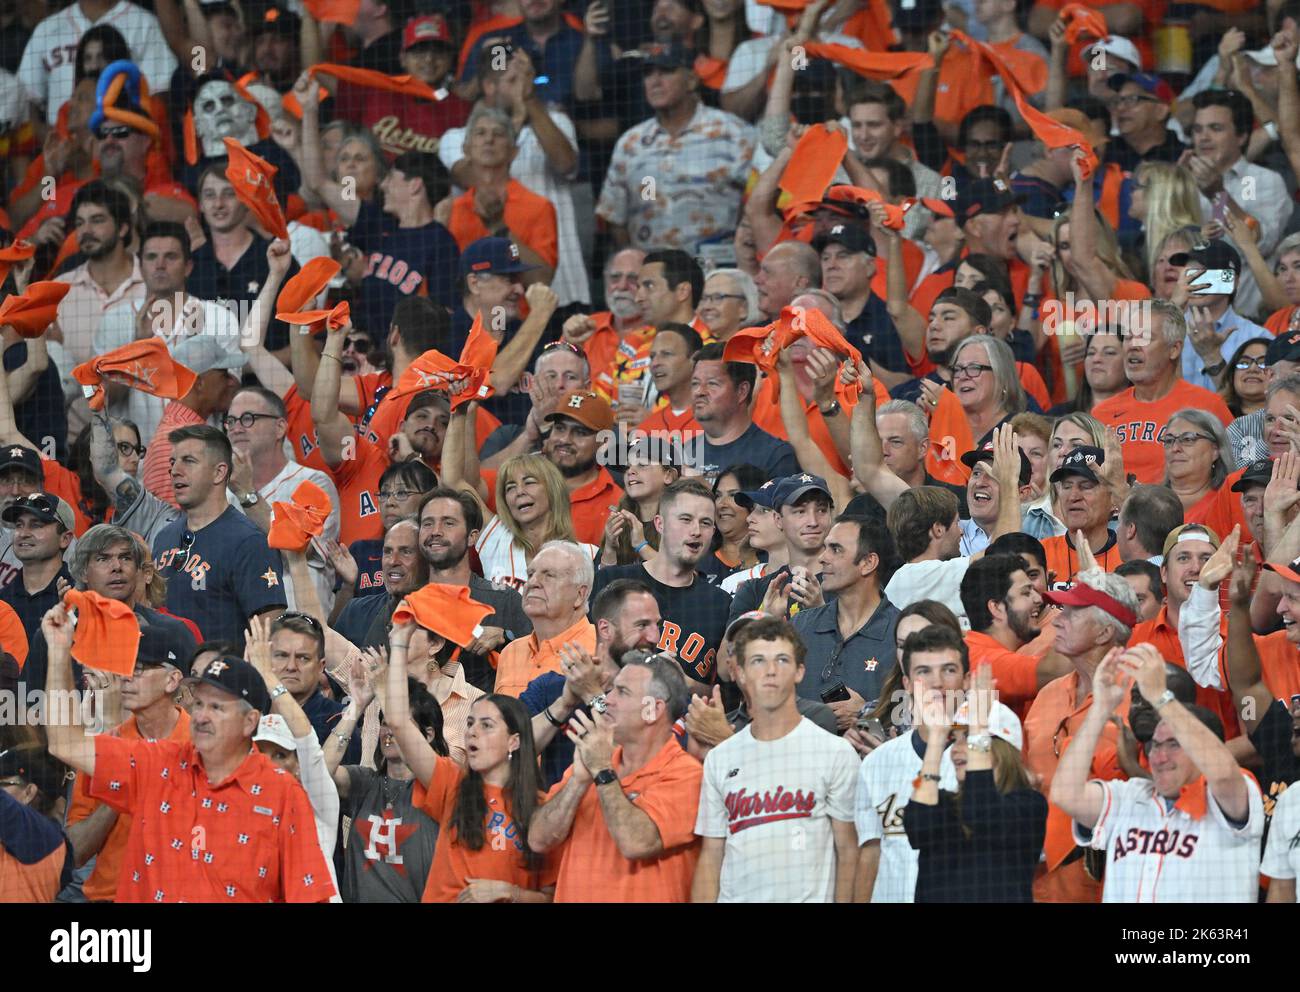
[262, 568, 279, 587]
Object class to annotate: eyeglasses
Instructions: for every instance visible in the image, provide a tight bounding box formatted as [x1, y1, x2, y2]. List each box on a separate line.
[1234, 356, 1267, 371]
[377, 488, 426, 502]
[1160, 431, 1212, 449]
[1051, 714, 1072, 758]
[129, 661, 168, 677]
[951, 362, 994, 380]
[343, 336, 372, 354]
[820, 643, 847, 684]
[222, 412, 281, 430]
[700, 293, 746, 304]
[178, 531, 195, 557]
[279, 610, 322, 630]
[96, 124, 133, 140]
[1110, 93, 1160, 108]
[117, 441, 146, 457]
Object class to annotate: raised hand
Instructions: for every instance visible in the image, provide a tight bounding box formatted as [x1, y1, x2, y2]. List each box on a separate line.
[1198, 524, 1241, 590]
[1264, 449, 1300, 516]
[1230, 541, 1258, 607]
[760, 571, 792, 617]
[1091, 646, 1129, 715]
[1117, 643, 1168, 706]
[1073, 528, 1099, 574]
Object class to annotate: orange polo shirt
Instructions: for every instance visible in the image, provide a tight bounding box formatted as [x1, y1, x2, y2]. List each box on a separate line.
[551, 736, 703, 903]
[448, 178, 558, 270]
[1023, 669, 1131, 903]
[494, 617, 597, 698]
[1091, 381, 1234, 485]
[964, 630, 1039, 716]
[569, 467, 624, 547]
[66, 707, 191, 902]
[1041, 533, 1121, 588]
[1130, 606, 1240, 741]
[88, 735, 334, 903]
[418, 753, 556, 902]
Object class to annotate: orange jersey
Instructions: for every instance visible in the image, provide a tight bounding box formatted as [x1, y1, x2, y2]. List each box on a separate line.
[418, 754, 556, 902]
[65, 708, 191, 903]
[362, 371, 502, 456]
[448, 179, 558, 269]
[551, 738, 702, 903]
[326, 435, 390, 546]
[1091, 381, 1233, 484]
[924, 384, 975, 487]
[1130, 606, 1241, 740]
[1042, 533, 1121, 588]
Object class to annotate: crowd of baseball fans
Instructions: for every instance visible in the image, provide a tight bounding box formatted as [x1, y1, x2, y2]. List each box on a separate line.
[2, 0, 1300, 904]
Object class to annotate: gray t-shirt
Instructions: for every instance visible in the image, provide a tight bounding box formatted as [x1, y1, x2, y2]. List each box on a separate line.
[342, 767, 440, 904]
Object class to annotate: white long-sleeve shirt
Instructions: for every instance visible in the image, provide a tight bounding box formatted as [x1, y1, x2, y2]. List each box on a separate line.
[292, 729, 342, 903]
[1178, 583, 1225, 690]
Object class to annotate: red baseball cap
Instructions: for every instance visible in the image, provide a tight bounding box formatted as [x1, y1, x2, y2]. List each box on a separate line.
[1043, 581, 1137, 629]
[403, 14, 452, 50]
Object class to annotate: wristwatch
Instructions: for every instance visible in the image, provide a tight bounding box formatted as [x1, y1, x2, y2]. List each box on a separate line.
[270, 684, 289, 700]
[1152, 689, 1176, 711]
[593, 768, 619, 787]
[239, 491, 260, 507]
[588, 692, 608, 715]
[966, 733, 992, 752]
[818, 400, 842, 418]
[1203, 361, 1226, 377]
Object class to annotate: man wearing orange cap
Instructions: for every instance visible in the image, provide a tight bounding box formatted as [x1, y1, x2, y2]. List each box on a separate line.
[540, 390, 624, 546]
[530, 652, 703, 902]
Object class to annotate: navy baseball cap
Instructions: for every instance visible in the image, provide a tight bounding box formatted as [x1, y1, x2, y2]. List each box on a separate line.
[953, 177, 1025, 225]
[960, 439, 1031, 486]
[0, 444, 43, 480]
[186, 656, 272, 714]
[1231, 458, 1276, 492]
[1268, 329, 1300, 366]
[734, 478, 782, 511]
[1049, 445, 1105, 484]
[639, 41, 694, 71]
[459, 237, 536, 277]
[1107, 71, 1175, 103]
[135, 623, 188, 670]
[1169, 238, 1241, 276]
[774, 473, 832, 508]
[813, 222, 877, 258]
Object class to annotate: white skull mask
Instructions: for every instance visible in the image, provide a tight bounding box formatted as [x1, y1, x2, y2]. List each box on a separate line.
[193, 80, 258, 158]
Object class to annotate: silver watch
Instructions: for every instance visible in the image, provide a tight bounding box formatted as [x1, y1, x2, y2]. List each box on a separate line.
[588, 693, 608, 715]
[1152, 689, 1176, 710]
[270, 684, 289, 700]
[239, 491, 259, 507]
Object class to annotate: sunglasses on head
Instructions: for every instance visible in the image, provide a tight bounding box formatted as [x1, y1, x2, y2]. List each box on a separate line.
[279, 610, 322, 630]
[11, 493, 58, 517]
[543, 340, 583, 357]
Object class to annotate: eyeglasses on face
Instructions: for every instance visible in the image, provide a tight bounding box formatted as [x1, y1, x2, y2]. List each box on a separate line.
[951, 362, 994, 380]
[1160, 431, 1212, 449]
[96, 124, 132, 140]
[344, 336, 372, 354]
[378, 489, 426, 502]
[1234, 356, 1267, 371]
[1110, 93, 1159, 108]
[117, 441, 146, 457]
[222, 412, 280, 431]
[700, 292, 746, 305]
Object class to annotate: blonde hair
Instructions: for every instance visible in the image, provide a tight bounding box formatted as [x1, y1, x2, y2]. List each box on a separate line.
[1052, 410, 1107, 450]
[1010, 411, 1052, 447]
[1051, 210, 1134, 298]
[495, 454, 578, 557]
[1136, 162, 1204, 281]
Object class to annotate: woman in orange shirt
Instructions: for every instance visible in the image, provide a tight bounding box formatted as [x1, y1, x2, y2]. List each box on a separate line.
[1163, 409, 1248, 539]
[383, 620, 555, 903]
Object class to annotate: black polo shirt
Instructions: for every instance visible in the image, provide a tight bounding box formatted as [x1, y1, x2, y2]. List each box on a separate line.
[791, 595, 900, 704]
[187, 232, 302, 352]
[1103, 128, 1188, 173]
[302, 687, 361, 765]
[846, 293, 910, 374]
[0, 563, 72, 645]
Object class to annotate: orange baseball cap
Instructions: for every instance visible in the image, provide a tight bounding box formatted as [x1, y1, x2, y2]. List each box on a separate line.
[546, 390, 615, 433]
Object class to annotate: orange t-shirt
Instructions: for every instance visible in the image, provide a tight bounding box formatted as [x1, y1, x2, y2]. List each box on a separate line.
[1253, 630, 1300, 704]
[1184, 466, 1249, 546]
[448, 179, 558, 270]
[891, 46, 995, 129]
[40, 458, 93, 536]
[964, 629, 1040, 716]
[1042, 533, 1121, 588]
[1265, 307, 1299, 336]
[924, 384, 975, 486]
[1017, 361, 1051, 411]
[326, 435, 389, 546]
[750, 376, 889, 479]
[568, 467, 625, 547]
[418, 754, 556, 902]
[0, 599, 28, 668]
[66, 707, 191, 903]
[551, 737, 703, 903]
[1091, 381, 1234, 484]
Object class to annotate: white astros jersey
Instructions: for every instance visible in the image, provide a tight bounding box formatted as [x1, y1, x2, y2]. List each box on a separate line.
[475, 517, 596, 592]
[696, 718, 859, 902]
[1074, 775, 1264, 903]
[1262, 784, 1300, 882]
[855, 730, 957, 903]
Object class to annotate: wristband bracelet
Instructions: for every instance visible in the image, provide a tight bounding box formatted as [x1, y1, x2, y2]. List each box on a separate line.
[633, 540, 649, 553]
[543, 705, 565, 728]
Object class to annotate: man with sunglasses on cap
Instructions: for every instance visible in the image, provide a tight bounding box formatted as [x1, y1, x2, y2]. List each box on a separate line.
[1023, 565, 1141, 902]
[42, 602, 335, 902]
[0, 493, 74, 645]
[269, 610, 361, 765]
[63, 623, 191, 903]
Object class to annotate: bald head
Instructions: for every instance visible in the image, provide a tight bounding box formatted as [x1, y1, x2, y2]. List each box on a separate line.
[757, 241, 822, 319]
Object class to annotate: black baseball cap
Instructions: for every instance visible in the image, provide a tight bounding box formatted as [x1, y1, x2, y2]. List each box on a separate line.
[249, 5, 301, 36]
[186, 656, 272, 714]
[953, 177, 1025, 225]
[1169, 238, 1241, 276]
[0, 444, 43, 479]
[639, 41, 694, 71]
[1268, 329, 1300, 365]
[135, 623, 188, 670]
[1049, 445, 1105, 484]
[960, 439, 1032, 486]
[891, 0, 944, 31]
[813, 222, 877, 258]
[1231, 458, 1277, 492]
[0, 491, 74, 531]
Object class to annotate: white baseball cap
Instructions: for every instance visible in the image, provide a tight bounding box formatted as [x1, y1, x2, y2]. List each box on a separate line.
[1086, 36, 1143, 72]
[253, 713, 297, 752]
[954, 698, 1023, 750]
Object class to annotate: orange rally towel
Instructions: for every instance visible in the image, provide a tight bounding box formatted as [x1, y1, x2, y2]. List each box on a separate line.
[64, 589, 142, 676]
[779, 124, 848, 210]
[0, 240, 35, 287]
[303, 0, 361, 25]
[0, 281, 71, 338]
[224, 138, 289, 241]
[71, 338, 198, 412]
[805, 42, 933, 80]
[387, 312, 499, 410]
[392, 584, 494, 647]
[1061, 3, 1109, 43]
[268, 480, 331, 552]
